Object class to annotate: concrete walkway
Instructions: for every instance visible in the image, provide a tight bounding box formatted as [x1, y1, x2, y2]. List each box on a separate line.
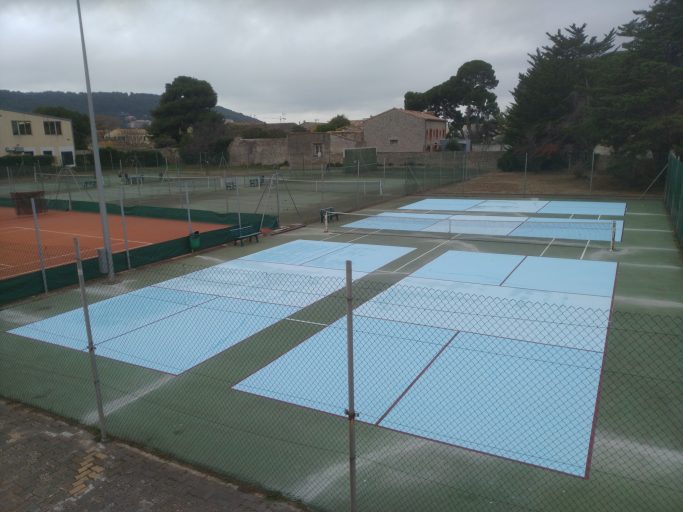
[0, 399, 305, 512]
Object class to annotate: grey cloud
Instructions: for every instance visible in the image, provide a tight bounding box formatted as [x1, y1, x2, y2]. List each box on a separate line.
[0, 0, 651, 122]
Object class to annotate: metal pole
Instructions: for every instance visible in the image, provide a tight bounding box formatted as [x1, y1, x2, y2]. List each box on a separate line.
[236, 176, 242, 229]
[523, 153, 529, 195]
[275, 172, 281, 225]
[76, 0, 114, 280]
[73, 237, 108, 442]
[119, 186, 131, 269]
[610, 221, 616, 252]
[30, 198, 48, 294]
[357, 160, 360, 178]
[589, 151, 595, 194]
[345, 260, 357, 512]
[185, 189, 193, 235]
[324, 210, 329, 233]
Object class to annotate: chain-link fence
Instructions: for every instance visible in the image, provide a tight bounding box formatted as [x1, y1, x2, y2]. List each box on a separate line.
[0, 150, 479, 229]
[1, 253, 681, 511]
[665, 152, 682, 241]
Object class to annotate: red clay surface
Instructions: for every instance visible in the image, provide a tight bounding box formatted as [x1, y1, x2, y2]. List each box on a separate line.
[0, 207, 231, 278]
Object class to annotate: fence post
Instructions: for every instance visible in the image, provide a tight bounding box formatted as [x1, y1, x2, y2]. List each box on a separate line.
[185, 189, 193, 235]
[30, 198, 49, 293]
[610, 221, 616, 252]
[119, 186, 132, 269]
[589, 151, 595, 194]
[73, 237, 108, 442]
[522, 153, 529, 195]
[345, 260, 357, 512]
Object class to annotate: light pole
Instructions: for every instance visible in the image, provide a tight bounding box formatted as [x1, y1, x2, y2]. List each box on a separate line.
[76, 0, 114, 280]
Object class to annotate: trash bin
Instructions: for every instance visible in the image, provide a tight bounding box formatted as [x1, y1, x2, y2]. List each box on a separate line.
[189, 231, 201, 251]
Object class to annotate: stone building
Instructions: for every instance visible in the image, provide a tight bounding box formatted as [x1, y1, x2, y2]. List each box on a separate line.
[363, 108, 448, 153]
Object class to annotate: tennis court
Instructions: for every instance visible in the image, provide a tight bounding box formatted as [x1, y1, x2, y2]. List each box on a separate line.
[340, 211, 624, 242]
[8, 240, 414, 374]
[235, 250, 616, 477]
[1, 194, 682, 511]
[401, 198, 627, 216]
[0, 207, 230, 278]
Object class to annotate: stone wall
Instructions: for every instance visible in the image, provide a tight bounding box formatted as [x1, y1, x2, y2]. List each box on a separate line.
[228, 138, 288, 167]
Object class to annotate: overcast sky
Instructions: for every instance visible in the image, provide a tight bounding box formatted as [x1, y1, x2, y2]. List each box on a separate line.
[0, 0, 652, 123]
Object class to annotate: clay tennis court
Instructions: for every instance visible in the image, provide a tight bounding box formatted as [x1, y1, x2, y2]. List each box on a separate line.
[0, 207, 231, 279]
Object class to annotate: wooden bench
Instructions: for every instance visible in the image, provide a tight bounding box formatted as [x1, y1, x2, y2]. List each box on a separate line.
[231, 225, 261, 246]
[320, 207, 339, 223]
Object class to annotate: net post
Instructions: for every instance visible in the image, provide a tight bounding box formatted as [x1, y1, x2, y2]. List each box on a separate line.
[610, 221, 616, 252]
[73, 237, 108, 443]
[30, 197, 49, 294]
[345, 260, 357, 512]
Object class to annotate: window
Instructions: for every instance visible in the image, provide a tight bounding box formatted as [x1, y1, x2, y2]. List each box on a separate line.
[11, 120, 32, 135]
[43, 121, 62, 135]
[43, 150, 53, 156]
[313, 143, 323, 157]
[389, 138, 399, 145]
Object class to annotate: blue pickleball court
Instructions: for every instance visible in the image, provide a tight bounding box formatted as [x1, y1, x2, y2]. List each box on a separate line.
[235, 250, 617, 477]
[401, 198, 626, 216]
[8, 240, 415, 374]
[343, 212, 624, 242]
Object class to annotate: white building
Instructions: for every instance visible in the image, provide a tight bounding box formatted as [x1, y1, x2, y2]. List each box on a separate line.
[0, 109, 76, 166]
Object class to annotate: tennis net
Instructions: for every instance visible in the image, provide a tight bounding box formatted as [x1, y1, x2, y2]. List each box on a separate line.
[323, 210, 621, 247]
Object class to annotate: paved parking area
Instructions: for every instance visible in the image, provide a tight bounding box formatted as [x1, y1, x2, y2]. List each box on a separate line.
[0, 399, 304, 512]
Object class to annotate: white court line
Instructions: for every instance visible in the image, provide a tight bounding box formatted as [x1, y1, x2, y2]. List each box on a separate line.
[624, 228, 670, 233]
[82, 374, 174, 425]
[12, 226, 151, 245]
[539, 238, 555, 257]
[347, 229, 383, 243]
[619, 262, 683, 270]
[580, 240, 590, 260]
[392, 240, 450, 273]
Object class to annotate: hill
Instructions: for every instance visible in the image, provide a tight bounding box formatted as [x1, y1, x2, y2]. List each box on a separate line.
[0, 90, 260, 123]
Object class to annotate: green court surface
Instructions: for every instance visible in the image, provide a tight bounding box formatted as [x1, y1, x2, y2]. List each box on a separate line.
[1, 194, 682, 511]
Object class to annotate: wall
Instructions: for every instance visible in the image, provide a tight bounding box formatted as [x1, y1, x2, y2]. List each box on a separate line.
[364, 109, 426, 153]
[228, 137, 288, 167]
[287, 132, 362, 168]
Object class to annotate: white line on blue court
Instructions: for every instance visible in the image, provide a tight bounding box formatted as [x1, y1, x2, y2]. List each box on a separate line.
[391, 240, 451, 273]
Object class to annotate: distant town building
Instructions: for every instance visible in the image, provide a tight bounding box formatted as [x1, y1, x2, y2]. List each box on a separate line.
[101, 128, 152, 149]
[0, 108, 75, 166]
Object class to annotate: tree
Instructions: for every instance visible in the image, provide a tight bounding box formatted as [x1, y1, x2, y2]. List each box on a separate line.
[177, 117, 232, 165]
[150, 76, 223, 145]
[586, 0, 683, 171]
[502, 24, 615, 170]
[404, 60, 500, 142]
[33, 106, 90, 150]
[315, 115, 351, 132]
